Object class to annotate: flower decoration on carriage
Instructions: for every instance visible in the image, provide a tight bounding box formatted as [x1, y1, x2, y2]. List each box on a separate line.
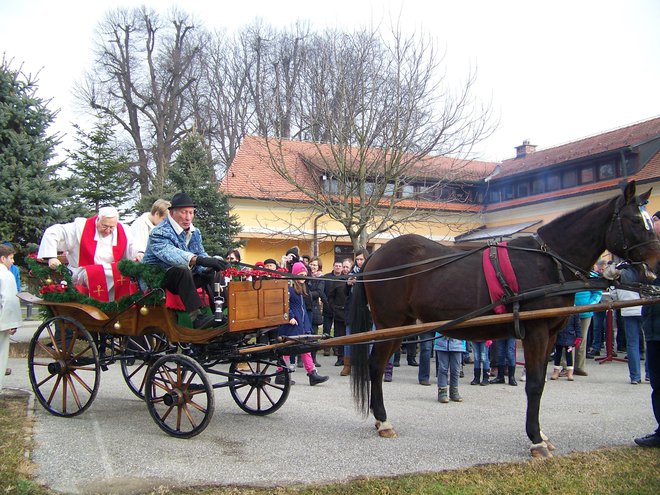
[222, 266, 282, 281]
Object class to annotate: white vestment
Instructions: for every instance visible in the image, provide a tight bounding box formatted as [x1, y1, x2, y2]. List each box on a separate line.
[37, 217, 132, 301]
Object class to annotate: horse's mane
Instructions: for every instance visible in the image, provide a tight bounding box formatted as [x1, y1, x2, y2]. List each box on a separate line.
[536, 194, 616, 239]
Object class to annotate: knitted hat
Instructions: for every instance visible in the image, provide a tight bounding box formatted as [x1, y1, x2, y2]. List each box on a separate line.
[291, 261, 307, 275]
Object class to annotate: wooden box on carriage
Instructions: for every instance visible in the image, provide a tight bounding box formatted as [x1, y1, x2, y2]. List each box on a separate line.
[227, 279, 289, 332]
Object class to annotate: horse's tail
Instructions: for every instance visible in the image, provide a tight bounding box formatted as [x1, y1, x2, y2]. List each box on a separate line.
[349, 274, 371, 416]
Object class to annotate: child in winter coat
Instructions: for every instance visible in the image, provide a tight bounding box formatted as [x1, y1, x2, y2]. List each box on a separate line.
[276, 262, 328, 386]
[551, 312, 582, 381]
[434, 332, 467, 403]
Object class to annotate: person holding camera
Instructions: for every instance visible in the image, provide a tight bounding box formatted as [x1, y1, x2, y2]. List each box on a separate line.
[142, 192, 227, 329]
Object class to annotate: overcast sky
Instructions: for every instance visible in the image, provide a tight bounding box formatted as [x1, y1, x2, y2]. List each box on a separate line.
[1, 0, 658, 162]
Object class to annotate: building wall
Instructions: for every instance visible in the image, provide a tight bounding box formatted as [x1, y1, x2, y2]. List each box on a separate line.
[229, 197, 483, 265]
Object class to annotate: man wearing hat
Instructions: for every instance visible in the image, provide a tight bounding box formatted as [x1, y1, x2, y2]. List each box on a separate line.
[142, 192, 227, 329]
[37, 206, 134, 301]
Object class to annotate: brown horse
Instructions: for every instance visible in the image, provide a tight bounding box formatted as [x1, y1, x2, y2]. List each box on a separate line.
[349, 181, 660, 457]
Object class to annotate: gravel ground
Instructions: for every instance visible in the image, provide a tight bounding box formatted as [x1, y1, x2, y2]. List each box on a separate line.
[2, 331, 656, 495]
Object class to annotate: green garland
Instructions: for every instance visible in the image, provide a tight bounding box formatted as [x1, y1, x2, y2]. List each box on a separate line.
[25, 257, 166, 313]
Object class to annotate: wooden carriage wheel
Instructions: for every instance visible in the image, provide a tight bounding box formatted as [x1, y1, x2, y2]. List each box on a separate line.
[228, 360, 291, 415]
[120, 333, 171, 400]
[145, 354, 214, 438]
[28, 316, 100, 417]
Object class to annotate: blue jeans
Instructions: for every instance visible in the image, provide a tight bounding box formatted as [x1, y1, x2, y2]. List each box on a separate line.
[436, 350, 462, 388]
[591, 311, 606, 351]
[495, 338, 516, 368]
[472, 341, 490, 370]
[344, 325, 351, 358]
[624, 316, 643, 382]
[417, 330, 436, 382]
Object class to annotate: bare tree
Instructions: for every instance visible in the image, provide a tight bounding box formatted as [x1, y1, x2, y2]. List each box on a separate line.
[74, 7, 204, 196]
[264, 25, 495, 250]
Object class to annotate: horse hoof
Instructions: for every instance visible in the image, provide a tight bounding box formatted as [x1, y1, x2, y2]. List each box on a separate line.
[530, 445, 553, 458]
[374, 421, 381, 430]
[378, 428, 397, 438]
[545, 440, 556, 451]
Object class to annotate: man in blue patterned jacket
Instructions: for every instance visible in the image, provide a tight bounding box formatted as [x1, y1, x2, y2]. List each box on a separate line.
[142, 192, 227, 329]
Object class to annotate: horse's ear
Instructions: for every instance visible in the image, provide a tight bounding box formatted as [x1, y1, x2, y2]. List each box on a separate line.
[638, 187, 652, 205]
[623, 180, 637, 204]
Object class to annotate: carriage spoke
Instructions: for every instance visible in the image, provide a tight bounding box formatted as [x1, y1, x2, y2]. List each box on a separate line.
[37, 341, 58, 359]
[65, 374, 84, 410]
[46, 374, 63, 406]
[187, 398, 208, 414]
[69, 370, 94, 394]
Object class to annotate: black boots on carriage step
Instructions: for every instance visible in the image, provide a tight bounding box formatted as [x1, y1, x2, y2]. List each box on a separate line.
[192, 313, 215, 329]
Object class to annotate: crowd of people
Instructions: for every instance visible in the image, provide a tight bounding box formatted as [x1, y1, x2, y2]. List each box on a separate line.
[0, 192, 657, 448]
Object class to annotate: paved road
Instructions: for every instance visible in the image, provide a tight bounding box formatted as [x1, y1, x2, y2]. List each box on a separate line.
[3, 333, 657, 495]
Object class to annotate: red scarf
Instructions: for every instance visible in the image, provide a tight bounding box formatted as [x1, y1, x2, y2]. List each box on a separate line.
[78, 216, 128, 301]
[79, 216, 127, 266]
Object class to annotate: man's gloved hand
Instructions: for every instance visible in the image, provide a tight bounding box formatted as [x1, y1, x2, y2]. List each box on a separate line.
[574, 337, 582, 348]
[196, 256, 228, 271]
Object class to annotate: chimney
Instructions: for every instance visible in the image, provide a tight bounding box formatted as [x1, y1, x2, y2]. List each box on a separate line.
[515, 139, 537, 159]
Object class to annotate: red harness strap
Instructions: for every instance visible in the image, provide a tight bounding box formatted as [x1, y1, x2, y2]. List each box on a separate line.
[482, 242, 520, 314]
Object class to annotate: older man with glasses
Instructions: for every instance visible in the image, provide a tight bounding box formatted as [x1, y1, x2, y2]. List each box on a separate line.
[37, 206, 135, 301]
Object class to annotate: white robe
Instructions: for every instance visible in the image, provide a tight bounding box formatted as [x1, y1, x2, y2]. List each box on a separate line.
[37, 217, 132, 300]
[0, 264, 21, 391]
[130, 212, 156, 256]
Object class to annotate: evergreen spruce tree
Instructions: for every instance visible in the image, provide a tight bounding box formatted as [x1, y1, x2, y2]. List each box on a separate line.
[168, 132, 242, 256]
[0, 58, 78, 248]
[67, 120, 134, 213]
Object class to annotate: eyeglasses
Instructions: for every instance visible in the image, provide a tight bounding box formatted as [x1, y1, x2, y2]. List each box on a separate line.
[98, 224, 116, 231]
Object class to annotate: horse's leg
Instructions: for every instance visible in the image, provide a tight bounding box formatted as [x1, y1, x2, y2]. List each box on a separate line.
[371, 340, 399, 438]
[522, 327, 553, 458]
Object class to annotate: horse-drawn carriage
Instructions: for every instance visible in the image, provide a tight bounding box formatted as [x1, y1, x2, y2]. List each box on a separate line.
[19, 181, 660, 456]
[18, 265, 319, 438]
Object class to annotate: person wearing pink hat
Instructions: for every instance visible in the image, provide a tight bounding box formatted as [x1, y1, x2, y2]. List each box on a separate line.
[276, 261, 329, 386]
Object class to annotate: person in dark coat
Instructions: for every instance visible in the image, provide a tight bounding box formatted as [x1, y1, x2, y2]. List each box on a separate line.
[550, 313, 582, 381]
[635, 211, 660, 448]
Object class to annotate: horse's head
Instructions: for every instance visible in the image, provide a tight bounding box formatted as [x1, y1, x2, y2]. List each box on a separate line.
[606, 181, 660, 269]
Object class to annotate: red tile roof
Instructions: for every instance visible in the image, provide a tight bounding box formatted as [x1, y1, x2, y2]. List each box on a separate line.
[495, 116, 660, 179]
[221, 117, 660, 214]
[221, 135, 495, 211]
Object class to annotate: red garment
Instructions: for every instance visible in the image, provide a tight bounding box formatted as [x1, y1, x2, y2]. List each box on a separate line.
[78, 216, 129, 302]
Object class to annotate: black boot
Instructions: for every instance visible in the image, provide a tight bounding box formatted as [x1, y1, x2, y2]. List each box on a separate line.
[508, 367, 518, 386]
[308, 370, 329, 386]
[490, 367, 505, 384]
[470, 367, 481, 385]
[480, 368, 490, 386]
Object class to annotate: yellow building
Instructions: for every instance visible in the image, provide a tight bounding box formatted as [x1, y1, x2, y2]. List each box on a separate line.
[220, 117, 660, 268]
